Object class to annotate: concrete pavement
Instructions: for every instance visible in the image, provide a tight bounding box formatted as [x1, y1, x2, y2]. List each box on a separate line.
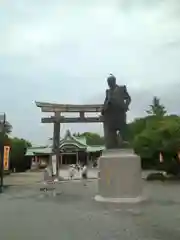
[4, 168, 98, 186]
[4, 169, 159, 187]
[1, 180, 180, 239]
[4, 168, 159, 186]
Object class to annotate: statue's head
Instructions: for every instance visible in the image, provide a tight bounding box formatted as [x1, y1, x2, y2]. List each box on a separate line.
[107, 74, 116, 88]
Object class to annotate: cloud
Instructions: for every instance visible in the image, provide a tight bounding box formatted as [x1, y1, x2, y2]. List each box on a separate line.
[0, 0, 180, 144]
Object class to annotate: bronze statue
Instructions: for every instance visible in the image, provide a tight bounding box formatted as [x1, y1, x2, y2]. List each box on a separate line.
[102, 74, 131, 149]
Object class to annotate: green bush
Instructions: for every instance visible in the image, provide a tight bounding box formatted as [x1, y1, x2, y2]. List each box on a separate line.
[131, 115, 180, 173]
[10, 137, 31, 172]
[0, 121, 31, 173]
[127, 97, 180, 173]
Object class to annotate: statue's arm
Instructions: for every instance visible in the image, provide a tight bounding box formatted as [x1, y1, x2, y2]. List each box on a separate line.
[102, 89, 109, 115]
[104, 89, 109, 104]
[123, 85, 131, 108]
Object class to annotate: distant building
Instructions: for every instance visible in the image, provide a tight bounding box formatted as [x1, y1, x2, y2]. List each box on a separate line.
[25, 130, 104, 168]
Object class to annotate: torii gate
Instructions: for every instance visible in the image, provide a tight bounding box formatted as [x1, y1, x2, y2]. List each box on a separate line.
[35, 101, 103, 177]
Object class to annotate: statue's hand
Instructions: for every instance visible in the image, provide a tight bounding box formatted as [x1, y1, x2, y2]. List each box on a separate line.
[101, 106, 107, 115]
[102, 102, 110, 114]
[124, 104, 129, 112]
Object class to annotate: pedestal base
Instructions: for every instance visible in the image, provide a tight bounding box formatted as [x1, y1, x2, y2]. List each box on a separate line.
[94, 195, 144, 203]
[95, 149, 143, 203]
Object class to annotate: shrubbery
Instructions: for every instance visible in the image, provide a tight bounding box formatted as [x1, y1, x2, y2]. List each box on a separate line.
[0, 122, 31, 172]
[127, 97, 180, 175]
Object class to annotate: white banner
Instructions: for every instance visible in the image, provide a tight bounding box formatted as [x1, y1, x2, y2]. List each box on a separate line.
[51, 155, 57, 175]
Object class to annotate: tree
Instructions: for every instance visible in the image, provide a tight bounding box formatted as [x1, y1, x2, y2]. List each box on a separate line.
[0, 118, 32, 172]
[127, 115, 159, 143]
[128, 98, 167, 143]
[146, 97, 167, 117]
[133, 115, 180, 171]
[0, 120, 12, 134]
[10, 138, 32, 172]
[0, 133, 10, 145]
[157, 115, 180, 153]
[134, 115, 180, 155]
[74, 132, 104, 145]
[133, 120, 162, 157]
[21, 138, 32, 147]
[4, 121, 12, 134]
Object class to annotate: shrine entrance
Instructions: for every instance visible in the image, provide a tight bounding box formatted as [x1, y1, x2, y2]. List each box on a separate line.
[35, 101, 103, 176]
[61, 153, 76, 165]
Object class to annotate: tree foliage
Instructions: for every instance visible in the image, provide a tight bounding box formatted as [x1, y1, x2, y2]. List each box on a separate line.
[0, 121, 12, 134]
[128, 96, 180, 172]
[0, 120, 32, 172]
[0, 133, 11, 147]
[4, 121, 13, 134]
[73, 132, 104, 145]
[146, 96, 167, 117]
[133, 115, 180, 156]
[127, 115, 158, 141]
[9, 137, 30, 171]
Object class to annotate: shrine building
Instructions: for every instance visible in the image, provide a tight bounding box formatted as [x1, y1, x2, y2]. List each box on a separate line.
[25, 130, 104, 168]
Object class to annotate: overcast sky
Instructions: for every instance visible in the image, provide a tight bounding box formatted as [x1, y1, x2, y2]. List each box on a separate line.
[1, 0, 180, 144]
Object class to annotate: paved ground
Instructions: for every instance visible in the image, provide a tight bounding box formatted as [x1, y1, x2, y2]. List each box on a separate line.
[4, 169, 158, 186]
[4, 168, 99, 186]
[1, 174, 180, 240]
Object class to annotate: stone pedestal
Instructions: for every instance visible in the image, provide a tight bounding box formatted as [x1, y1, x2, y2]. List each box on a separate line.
[95, 149, 143, 203]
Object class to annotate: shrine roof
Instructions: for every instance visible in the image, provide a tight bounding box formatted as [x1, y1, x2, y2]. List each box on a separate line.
[26, 130, 105, 155]
[25, 146, 52, 156]
[59, 130, 87, 148]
